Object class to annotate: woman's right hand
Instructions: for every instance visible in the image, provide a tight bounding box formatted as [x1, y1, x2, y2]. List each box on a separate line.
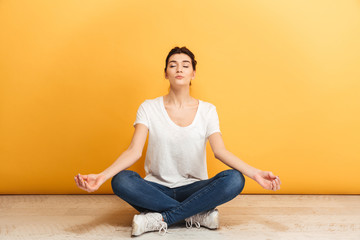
[74, 173, 107, 193]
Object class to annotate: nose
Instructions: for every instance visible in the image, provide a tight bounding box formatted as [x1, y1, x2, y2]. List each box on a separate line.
[176, 65, 183, 72]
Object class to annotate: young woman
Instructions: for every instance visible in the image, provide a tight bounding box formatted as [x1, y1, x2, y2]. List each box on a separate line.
[74, 46, 281, 236]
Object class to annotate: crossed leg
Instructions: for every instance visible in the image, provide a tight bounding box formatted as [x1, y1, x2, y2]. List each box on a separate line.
[111, 169, 245, 225]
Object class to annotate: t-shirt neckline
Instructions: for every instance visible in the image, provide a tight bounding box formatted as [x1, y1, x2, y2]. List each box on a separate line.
[160, 96, 201, 129]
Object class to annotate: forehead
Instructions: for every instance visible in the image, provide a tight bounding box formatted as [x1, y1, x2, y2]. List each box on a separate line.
[168, 53, 192, 63]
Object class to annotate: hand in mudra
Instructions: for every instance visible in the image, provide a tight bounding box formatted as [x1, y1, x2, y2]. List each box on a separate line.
[74, 173, 106, 193]
[254, 171, 281, 191]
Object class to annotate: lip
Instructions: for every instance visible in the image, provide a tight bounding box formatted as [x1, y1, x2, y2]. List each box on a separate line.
[175, 76, 184, 79]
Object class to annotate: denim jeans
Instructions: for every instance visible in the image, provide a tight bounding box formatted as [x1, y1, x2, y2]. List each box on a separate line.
[111, 169, 245, 226]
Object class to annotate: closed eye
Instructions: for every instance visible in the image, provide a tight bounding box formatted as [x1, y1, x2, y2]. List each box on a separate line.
[169, 65, 190, 68]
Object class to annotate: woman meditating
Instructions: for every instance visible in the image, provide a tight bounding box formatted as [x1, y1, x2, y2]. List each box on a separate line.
[74, 46, 281, 236]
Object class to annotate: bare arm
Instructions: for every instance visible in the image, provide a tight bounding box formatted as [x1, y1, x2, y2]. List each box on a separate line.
[74, 123, 148, 192]
[208, 132, 281, 191]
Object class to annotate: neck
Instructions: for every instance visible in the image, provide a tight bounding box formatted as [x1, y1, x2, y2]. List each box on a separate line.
[164, 88, 193, 108]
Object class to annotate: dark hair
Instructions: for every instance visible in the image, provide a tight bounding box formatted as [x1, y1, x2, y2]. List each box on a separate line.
[164, 46, 197, 86]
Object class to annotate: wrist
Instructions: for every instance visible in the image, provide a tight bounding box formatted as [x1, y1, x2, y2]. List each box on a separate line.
[250, 169, 262, 180]
[99, 171, 111, 182]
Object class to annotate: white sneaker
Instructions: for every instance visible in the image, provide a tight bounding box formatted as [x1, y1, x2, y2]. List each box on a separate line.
[131, 212, 168, 236]
[185, 208, 219, 230]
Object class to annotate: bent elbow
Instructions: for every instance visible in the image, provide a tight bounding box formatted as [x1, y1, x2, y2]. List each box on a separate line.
[133, 150, 142, 160]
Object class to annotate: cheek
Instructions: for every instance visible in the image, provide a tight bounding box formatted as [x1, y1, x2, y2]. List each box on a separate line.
[165, 69, 171, 76]
[165, 70, 175, 79]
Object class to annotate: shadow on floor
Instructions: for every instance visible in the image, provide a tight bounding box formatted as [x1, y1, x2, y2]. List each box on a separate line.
[64, 207, 137, 234]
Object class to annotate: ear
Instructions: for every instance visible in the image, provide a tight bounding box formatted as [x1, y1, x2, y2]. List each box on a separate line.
[191, 70, 196, 80]
[164, 72, 168, 79]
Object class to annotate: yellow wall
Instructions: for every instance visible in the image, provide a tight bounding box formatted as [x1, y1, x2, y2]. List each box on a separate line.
[1, 0, 359, 194]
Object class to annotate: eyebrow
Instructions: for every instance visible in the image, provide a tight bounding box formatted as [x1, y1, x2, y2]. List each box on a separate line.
[169, 60, 191, 64]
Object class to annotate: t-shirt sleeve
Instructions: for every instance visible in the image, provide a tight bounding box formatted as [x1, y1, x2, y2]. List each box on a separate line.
[133, 102, 149, 129]
[206, 106, 222, 139]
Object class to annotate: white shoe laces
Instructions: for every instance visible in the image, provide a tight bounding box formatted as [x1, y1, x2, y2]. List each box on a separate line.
[185, 217, 201, 229]
[185, 209, 215, 229]
[145, 214, 169, 236]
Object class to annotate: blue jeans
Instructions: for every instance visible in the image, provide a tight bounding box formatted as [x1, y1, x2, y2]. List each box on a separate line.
[111, 169, 245, 226]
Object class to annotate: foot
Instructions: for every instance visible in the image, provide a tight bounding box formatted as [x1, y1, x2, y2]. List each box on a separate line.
[185, 208, 219, 230]
[131, 212, 168, 236]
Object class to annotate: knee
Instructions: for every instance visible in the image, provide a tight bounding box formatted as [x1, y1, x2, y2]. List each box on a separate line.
[111, 170, 138, 195]
[222, 170, 245, 196]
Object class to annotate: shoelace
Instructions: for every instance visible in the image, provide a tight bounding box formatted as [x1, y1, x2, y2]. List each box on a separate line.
[186, 209, 216, 229]
[158, 221, 169, 236]
[145, 214, 170, 236]
[185, 217, 201, 229]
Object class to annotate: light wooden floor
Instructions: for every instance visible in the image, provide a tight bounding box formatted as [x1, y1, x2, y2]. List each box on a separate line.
[0, 195, 359, 240]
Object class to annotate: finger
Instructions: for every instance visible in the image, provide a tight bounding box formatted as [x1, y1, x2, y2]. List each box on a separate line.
[79, 174, 88, 181]
[74, 176, 80, 187]
[269, 181, 274, 191]
[75, 178, 85, 190]
[267, 181, 273, 191]
[75, 175, 91, 192]
[84, 181, 95, 192]
[78, 174, 86, 186]
[273, 181, 278, 191]
[82, 181, 89, 192]
[274, 179, 280, 191]
[77, 174, 84, 183]
[77, 175, 86, 188]
[268, 171, 277, 179]
[272, 180, 277, 191]
[74, 176, 81, 186]
[76, 175, 83, 187]
[276, 176, 282, 185]
[75, 176, 84, 189]
[259, 178, 272, 190]
[75, 181, 87, 191]
[275, 179, 280, 190]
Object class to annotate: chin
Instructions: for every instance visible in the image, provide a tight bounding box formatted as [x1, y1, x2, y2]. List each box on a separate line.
[175, 83, 190, 87]
[171, 83, 190, 89]
[175, 79, 190, 84]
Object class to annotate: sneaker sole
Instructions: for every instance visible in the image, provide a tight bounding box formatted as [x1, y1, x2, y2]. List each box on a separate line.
[131, 215, 141, 236]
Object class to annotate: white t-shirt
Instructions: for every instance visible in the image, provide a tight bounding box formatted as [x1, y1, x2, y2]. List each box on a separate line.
[133, 96, 221, 188]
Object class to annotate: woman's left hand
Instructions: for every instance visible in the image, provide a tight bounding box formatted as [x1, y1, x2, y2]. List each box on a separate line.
[253, 171, 281, 191]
